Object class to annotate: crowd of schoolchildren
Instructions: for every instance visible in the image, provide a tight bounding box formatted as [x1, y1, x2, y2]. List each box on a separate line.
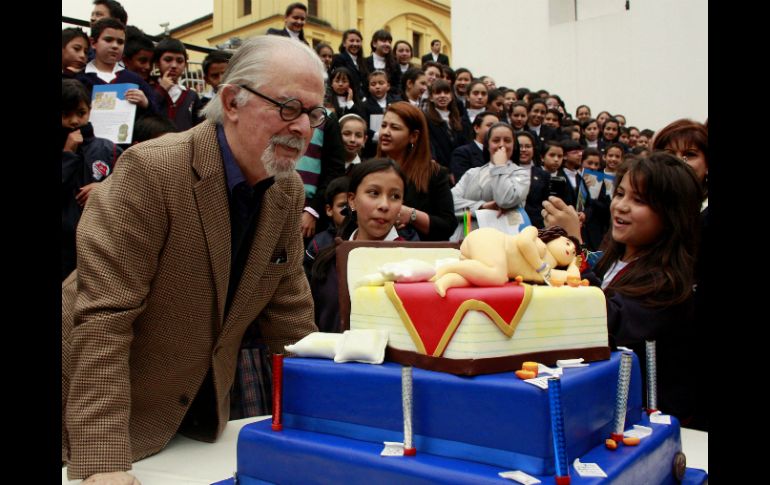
[62, 1, 709, 431]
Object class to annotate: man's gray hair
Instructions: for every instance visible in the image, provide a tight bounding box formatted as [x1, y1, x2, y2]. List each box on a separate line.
[201, 35, 326, 123]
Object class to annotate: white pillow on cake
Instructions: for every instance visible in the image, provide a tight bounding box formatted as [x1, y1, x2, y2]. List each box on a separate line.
[355, 272, 387, 288]
[334, 329, 389, 364]
[285, 332, 343, 359]
[379, 259, 436, 282]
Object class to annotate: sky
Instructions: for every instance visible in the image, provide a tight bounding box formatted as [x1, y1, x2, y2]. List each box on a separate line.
[62, 0, 214, 36]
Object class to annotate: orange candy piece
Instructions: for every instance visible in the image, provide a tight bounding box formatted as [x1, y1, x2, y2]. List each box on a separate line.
[515, 370, 536, 380]
[605, 439, 618, 450]
[522, 362, 539, 376]
[622, 436, 641, 446]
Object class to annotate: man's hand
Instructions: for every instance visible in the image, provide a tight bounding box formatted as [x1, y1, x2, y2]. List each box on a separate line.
[64, 129, 84, 153]
[76, 183, 98, 208]
[125, 89, 149, 109]
[301, 211, 316, 238]
[82, 471, 140, 485]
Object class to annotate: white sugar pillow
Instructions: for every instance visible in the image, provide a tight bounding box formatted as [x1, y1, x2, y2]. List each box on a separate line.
[355, 272, 387, 288]
[379, 259, 436, 283]
[284, 332, 343, 359]
[334, 329, 389, 364]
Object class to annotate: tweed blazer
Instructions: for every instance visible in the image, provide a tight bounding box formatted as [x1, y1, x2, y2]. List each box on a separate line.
[62, 120, 316, 479]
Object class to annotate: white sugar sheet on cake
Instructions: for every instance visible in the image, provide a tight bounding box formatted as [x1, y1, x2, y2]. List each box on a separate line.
[443, 285, 606, 358]
[347, 247, 461, 291]
[350, 284, 608, 359]
[351, 286, 419, 352]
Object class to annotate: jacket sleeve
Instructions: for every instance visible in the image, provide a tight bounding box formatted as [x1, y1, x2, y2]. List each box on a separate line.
[605, 290, 696, 419]
[451, 167, 485, 215]
[62, 151, 83, 188]
[606, 291, 691, 346]
[449, 145, 472, 182]
[138, 78, 161, 117]
[65, 147, 169, 478]
[489, 163, 530, 209]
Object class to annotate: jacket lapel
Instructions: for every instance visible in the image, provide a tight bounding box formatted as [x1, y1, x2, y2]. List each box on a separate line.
[191, 122, 231, 327]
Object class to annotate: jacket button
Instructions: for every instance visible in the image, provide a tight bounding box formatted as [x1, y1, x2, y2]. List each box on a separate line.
[179, 394, 190, 406]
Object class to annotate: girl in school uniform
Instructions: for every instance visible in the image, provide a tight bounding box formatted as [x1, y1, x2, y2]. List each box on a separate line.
[509, 101, 529, 133]
[450, 122, 530, 240]
[453, 68, 474, 109]
[328, 67, 366, 119]
[581, 118, 601, 149]
[331, 29, 368, 99]
[424, 79, 471, 174]
[394, 40, 416, 71]
[400, 68, 428, 109]
[598, 117, 622, 154]
[465, 80, 489, 124]
[542, 152, 703, 424]
[309, 159, 412, 333]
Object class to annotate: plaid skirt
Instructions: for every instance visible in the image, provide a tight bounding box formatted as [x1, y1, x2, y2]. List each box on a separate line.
[229, 337, 274, 420]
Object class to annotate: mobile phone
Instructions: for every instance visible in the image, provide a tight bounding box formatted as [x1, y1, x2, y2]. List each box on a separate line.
[548, 175, 570, 201]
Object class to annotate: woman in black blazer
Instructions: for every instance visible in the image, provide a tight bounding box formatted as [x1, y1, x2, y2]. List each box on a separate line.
[330, 29, 369, 100]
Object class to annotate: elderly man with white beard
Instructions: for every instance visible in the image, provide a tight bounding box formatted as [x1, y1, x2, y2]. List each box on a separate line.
[61, 36, 323, 485]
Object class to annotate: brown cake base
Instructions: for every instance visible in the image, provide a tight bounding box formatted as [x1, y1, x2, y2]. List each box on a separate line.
[386, 345, 612, 376]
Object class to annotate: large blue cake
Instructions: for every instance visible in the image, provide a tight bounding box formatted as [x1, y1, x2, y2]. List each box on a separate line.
[223, 352, 707, 484]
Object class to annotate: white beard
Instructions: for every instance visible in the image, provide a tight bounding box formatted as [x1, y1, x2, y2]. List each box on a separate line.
[261, 134, 307, 179]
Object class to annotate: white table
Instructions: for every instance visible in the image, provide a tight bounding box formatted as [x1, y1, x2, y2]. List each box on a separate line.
[62, 417, 268, 485]
[63, 417, 707, 484]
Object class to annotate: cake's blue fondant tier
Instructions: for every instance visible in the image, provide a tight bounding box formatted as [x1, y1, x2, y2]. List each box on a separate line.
[235, 416, 707, 485]
[280, 352, 642, 475]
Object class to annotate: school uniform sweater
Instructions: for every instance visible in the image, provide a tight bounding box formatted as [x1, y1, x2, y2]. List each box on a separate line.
[61, 123, 122, 280]
[152, 83, 204, 132]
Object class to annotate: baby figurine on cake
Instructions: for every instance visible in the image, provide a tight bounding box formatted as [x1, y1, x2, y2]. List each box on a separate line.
[432, 226, 582, 297]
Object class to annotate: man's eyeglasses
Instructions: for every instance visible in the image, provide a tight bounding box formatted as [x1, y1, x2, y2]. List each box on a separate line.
[239, 84, 327, 128]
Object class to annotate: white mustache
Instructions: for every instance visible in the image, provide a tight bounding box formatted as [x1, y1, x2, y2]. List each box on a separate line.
[270, 135, 305, 150]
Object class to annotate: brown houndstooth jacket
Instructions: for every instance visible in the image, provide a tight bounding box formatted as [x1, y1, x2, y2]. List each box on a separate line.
[61, 120, 316, 479]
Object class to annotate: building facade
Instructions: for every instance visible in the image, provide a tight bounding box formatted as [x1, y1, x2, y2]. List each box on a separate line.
[452, 0, 707, 131]
[171, 0, 451, 66]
